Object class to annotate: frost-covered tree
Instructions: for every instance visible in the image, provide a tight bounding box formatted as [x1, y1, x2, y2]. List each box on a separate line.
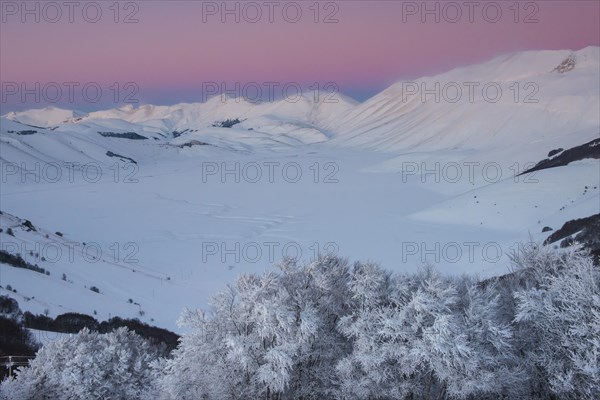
[442, 278, 525, 399]
[0, 327, 162, 400]
[156, 255, 352, 399]
[335, 261, 404, 399]
[513, 245, 600, 399]
[336, 263, 526, 399]
[336, 264, 456, 399]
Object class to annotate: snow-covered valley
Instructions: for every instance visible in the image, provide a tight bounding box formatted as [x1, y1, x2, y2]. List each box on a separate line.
[1, 47, 599, 333]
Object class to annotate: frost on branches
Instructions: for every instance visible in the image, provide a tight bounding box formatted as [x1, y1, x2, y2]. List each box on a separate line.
[2, 244, 599, 399]
[157, 256, 351, 400]
[0, 328, 162, 400]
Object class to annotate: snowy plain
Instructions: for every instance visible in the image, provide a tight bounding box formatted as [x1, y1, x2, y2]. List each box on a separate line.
[0, 47, 598, 333]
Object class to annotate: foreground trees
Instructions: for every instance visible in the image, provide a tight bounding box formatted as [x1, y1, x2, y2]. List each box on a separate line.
[336, 265, 524, 399]
[1, 328, 162, 400]
[512, 246, 600, 399]
[2, 244, 599, 399]
[157, 256, 351, 399]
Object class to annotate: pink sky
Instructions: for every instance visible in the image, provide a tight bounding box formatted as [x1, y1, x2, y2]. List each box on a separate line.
[1, 1, 598, 110]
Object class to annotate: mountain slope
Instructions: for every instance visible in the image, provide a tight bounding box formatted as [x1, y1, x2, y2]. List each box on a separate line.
[329, 46, 599, 165]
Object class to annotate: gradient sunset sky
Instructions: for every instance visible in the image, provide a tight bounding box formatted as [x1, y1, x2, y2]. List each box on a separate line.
[1, 1, 599, 111]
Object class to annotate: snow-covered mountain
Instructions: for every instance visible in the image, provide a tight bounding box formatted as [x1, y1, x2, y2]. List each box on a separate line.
[4, 47, 597, 162]
[1, 47, 598, 332]
[331, 47, 599, 162]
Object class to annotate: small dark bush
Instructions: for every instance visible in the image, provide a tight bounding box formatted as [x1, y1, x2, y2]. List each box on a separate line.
[22, 220, 36, 231]
[212, 118, 242, 128]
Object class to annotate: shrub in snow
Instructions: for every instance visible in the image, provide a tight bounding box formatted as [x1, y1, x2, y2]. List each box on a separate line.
[212, 118, 242, 128]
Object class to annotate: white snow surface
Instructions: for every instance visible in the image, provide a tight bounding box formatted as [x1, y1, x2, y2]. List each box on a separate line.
[1, 47, 598, 332]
